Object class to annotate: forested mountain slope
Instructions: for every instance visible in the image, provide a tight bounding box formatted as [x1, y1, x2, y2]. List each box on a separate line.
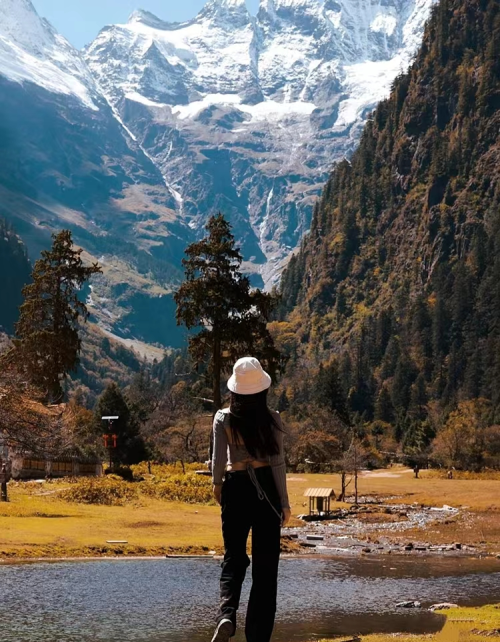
[280, 0, 500, 430]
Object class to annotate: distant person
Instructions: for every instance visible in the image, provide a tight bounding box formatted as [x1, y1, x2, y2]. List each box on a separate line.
[211, 357, 291, 642]
[414, 465, 420, 479]
[447, 469, 454, 479]
[0, 463, 8, 502]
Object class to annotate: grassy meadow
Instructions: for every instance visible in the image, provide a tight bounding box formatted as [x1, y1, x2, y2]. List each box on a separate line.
[0, 466, 499, 558]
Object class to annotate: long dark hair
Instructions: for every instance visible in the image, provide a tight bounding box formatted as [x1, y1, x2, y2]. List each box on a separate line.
[228, 390, 280, 458]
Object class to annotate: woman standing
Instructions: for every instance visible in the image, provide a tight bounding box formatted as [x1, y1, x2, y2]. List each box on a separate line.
[211, 357, 291, 642]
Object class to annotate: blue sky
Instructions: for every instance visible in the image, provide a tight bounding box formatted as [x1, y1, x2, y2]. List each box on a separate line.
[32, 0, 260, 49]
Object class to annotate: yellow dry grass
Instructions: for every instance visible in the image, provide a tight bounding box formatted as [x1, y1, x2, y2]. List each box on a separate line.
[286, 467, 500, 548]
[0, 483, 222, 557]
[286, 467, 500, 512]
[1, 466, 500, 557]
[315, 603, 500, 642]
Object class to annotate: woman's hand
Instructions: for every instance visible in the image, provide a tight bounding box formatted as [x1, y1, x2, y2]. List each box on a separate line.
[213, 484, 222, 505]
[282, 507, 291, 526]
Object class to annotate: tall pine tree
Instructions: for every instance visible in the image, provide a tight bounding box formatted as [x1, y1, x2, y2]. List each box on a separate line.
[175, 214, 281, 411]
[12, 230, 101, 401]
[314, 361, 351, 426]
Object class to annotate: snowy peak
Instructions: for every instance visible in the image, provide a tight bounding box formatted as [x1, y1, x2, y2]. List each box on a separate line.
[204, 0, 249, 8]
[198, 0, 252, 27]
[202, 0, 250, 13]
[128, 0, 251, 29]
[86, 0, 259, 108]
[84, 0, 437, 286]
[0, 0, 55, 56]
[0, 0, 99, 109]
[127, 9, 170, 29]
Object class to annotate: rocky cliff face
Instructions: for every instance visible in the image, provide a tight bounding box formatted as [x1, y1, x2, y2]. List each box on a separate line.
[85, 0, 436, 287]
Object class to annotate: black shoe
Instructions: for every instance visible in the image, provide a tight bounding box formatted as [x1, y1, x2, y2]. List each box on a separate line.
[211, 618, 234, 642]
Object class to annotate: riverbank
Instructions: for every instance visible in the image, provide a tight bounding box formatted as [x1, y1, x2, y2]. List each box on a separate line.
[0, 467, 499, 559]
[316, 603, 500, 641]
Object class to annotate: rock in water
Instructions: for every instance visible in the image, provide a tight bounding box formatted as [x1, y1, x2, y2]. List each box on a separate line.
[429, 603, 459, 611]
[396, 601, 421, 608]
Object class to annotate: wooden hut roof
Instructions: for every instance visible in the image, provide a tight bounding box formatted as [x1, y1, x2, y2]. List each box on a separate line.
[304, 488, 335, 498]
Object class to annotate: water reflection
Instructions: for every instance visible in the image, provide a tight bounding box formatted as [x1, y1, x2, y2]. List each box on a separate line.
[1, 556, 499, 642]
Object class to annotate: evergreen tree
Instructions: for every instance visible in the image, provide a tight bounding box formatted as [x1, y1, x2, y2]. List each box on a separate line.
[94, 383, 147, 466]
[314, 361, 351, 426]
[175, 214, 281, 412]
[391, 357, 415, 413]
[409, 373, 428, 421]
[380, 336, 401, 380]
[12, 230, 101, 401]
[374, 385, 394, 423]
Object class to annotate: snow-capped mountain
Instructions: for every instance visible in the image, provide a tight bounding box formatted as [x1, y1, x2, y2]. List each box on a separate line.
[85, 0, 436, 286]
[0, 0, 98, 108]
[0, 0, 436, 348]
[0, 0, 192, 346]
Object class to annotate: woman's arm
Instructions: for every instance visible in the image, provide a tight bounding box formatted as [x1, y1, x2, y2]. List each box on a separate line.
[270, 413, 291, 516]
[212, 410, 228, 504]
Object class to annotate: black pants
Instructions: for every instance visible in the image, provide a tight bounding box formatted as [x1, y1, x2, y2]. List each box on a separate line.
[217, 466, 282, 642]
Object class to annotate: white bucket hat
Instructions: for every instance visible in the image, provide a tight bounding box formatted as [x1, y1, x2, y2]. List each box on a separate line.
[227, 357, 272, 395]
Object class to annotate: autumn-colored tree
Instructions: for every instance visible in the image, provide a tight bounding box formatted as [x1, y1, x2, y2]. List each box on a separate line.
[11, 230, 101, 402]
[174, 214, 281, 412]
[0, 368, 94, 460]
[431, 398, 492, 470]
[137, 381, 209, 468]
[335, 438, 368, 504]
[483, 425, 500, 468]
[292, 430, 342, 472]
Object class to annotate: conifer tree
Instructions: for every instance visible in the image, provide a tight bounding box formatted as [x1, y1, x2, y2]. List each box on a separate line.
[12, 230, 101, 402]
[175, 213, 281, 412]
[314, 361, 351, 426]
[93, 383, 147, 466]
[391, 357, 415, 413]
[374, 385, 394, 423]
[409, 373, 428, 421]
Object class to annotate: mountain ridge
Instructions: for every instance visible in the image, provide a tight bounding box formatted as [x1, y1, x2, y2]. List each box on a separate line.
[85, 0, 437, 288]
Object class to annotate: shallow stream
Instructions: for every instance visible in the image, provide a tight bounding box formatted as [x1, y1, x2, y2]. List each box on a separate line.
[1, 556, 500, 641]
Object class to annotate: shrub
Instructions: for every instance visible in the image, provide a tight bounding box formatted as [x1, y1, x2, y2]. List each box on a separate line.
[60, 477, 138, 506]
[131, 462, 202, 479]
[141, 473, 213, 504]
[105, 466, 134, 481]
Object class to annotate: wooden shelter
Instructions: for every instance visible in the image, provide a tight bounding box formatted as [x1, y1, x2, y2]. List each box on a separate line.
[304, 488, 336, 516]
